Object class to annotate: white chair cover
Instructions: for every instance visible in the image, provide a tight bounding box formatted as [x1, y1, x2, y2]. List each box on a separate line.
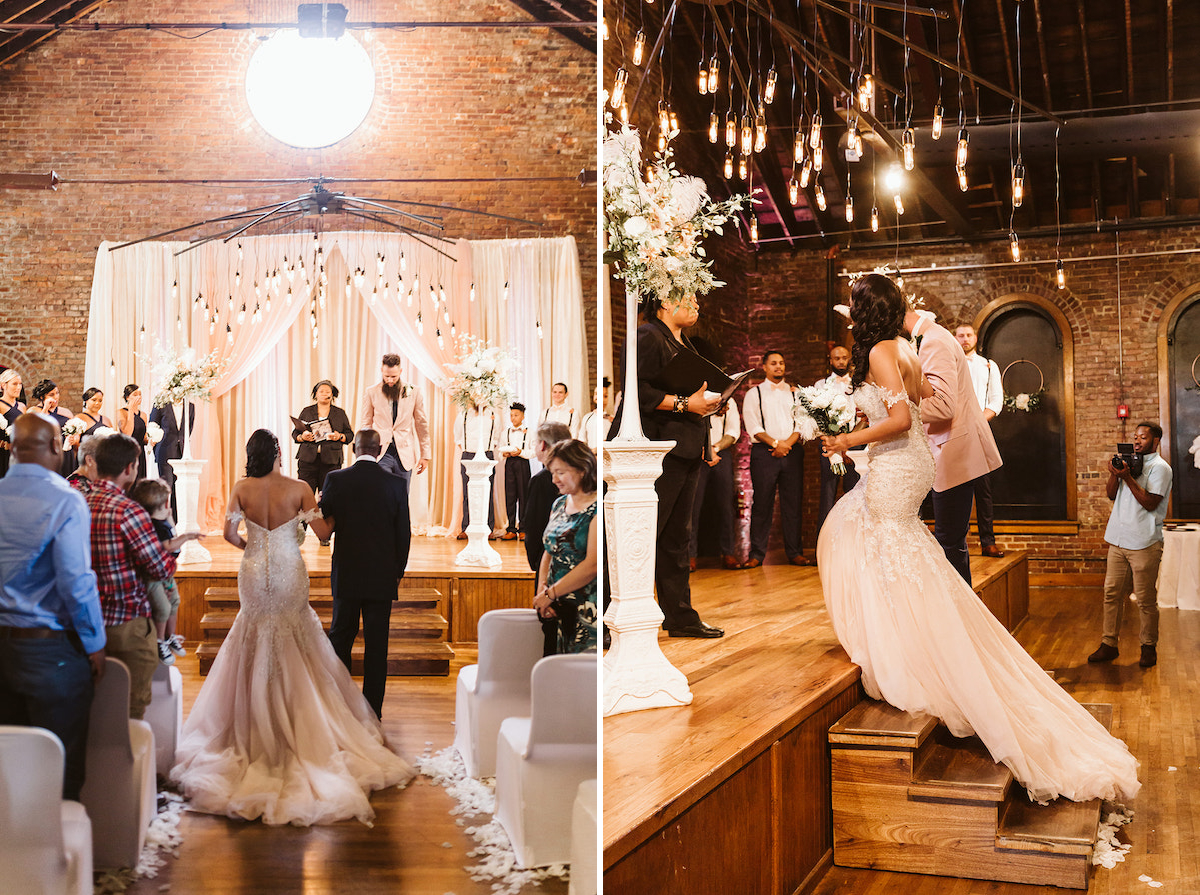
[0, 725, 93, 895]
[453, 608, 544, 778]
[79, 658, 157, 870]
[144, 663, 183, 777]
[495, 653, 598, 868]
[568, 779, 598, 895]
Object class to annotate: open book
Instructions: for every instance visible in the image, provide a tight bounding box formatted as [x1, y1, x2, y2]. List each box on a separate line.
[290, 415, 334, 441]
[652, 346, 756, 416]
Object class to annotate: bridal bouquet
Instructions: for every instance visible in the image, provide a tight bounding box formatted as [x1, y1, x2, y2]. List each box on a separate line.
[447, 337, 517, 412]
[62, 417, 85, 450]
[794, 381, 857, 475]
[603, 124, 750, 307]
[151, 346, 226, 408]
[146, 421, 164, 445]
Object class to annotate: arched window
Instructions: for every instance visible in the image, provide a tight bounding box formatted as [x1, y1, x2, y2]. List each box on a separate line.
[1160, 288, 1200, 518]
[976, 296, 1076, 522]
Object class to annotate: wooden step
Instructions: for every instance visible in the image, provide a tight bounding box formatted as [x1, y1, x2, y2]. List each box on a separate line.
[201, 585, 442, 610]
[997, 793, 1100, 856]
[200, 607, 448, 640]
[909, 728, 1013, 803]
[196, 641, 453, 676]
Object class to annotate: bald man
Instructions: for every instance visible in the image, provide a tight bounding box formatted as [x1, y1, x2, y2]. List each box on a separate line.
[0, 413, 106, 800]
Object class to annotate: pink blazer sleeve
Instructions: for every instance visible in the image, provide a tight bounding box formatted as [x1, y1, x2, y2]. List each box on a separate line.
[916, 325, 959, 428]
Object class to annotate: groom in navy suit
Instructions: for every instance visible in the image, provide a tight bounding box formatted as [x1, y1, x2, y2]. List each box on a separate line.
[318, 428, 411, 718]
[148, 401, 193, 516]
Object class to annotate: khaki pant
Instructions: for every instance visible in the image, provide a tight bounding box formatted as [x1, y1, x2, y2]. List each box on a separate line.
[104, 617, 157, 720]
[1102, 542, 1163, 648]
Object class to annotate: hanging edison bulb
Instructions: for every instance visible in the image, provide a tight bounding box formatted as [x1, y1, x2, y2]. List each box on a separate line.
[754, 116, 767, 153]
[724, 152, 734, 179]
[436, 328, 444, 350]
[932, 102, 944, 140]
[812, 141, 823, 172]
[354, 267, 365, 288]
[237, 303, 246, 325]
[793, 129, 805, 164]
[252, 302, 262, 324]
[602, 16, 608, 40]
[709, 112, 719, 143]
[956, 127, 969, 168]
[469, 282, 476, 302]
[503, 280, 510, 301]
[632, 30, 646, 66]
[815, 183, 827, 211]
[619, 101, 629, 123]
[698, 59, 709, 95]
[870, 206, 880, 232]
[318, 283, 326, 308]
[286, 286, 293, 305]
[725, 111, 737, 148]
[657, 132, 667, 152]
[536, 320, 544, 340]
[1009, 232, 1021, 262]
[845, 196, 855, 223]
[227, 323, 234, 344]
[902, 128, 916, 171]
[764, 66, 778, 104]
[610, 68, 628, 108]
[285, 257, 294, 281]
[893, 194, 904, 215]
[858, 73, 874, 111]
[799, 157, 812, 188]
[416, 311, 423, 335]
[209, 318, 216, 336]
[708, 55, 720, 94]
[657, 101, 670, 136]
[669, 109, 679, 134]
[809, 112, 822, 149]
[750, 216, 759, 243]
[737, 155, 748, 181]
[852, 131, 864, 158]
[788, 176, 800, 205]
[345, 275, 352, 297]
[740, 114, 753, 156]
[234, 270, 241, 288]
[957, 165, 969, 192]
[399, 251, 407, 272]
[1056, 260, 1066, 289]
[1012, 163, 1025, 207]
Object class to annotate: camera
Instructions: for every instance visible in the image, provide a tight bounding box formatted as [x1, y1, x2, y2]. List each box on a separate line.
[1111, 443, 1144, 478]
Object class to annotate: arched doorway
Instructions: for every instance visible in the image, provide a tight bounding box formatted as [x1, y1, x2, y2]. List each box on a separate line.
[1165, 293, 1200, 518]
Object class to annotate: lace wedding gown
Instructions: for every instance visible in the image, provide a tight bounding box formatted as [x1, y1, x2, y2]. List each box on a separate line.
[817, 383, 1140, 804]
[170, 511, 414, 825]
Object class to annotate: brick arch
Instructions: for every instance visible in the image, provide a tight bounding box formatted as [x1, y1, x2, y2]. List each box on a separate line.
[0, 346, 36, 383]
[1154, 280, 1200, 470]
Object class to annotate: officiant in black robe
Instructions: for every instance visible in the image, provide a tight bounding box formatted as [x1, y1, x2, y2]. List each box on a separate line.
[292, 380, 355, 496]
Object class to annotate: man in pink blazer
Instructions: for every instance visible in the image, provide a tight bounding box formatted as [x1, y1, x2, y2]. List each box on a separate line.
[903, 310, 1002, 584]
[358, 353, 432, 487]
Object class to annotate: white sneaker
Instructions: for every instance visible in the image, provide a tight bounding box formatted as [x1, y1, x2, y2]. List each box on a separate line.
[167, 634, 187, 658]
[157, 640, 176, 665]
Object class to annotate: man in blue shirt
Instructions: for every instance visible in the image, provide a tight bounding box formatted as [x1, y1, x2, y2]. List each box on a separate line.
[1088, 422, 1172, 669]
[0, 413, 106, 800]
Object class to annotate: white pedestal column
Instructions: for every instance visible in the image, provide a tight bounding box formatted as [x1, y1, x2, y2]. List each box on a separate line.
[169, 457, 211, 566]
[602, 440, 693, 715]
[455, 456, 501, 568]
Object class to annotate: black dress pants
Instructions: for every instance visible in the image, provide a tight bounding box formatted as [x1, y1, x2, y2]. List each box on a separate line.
[932, 479, 977, 585]
[504, 457, 531, 533]
[655, 454, 702, 630]
[328, 597, 393, 719]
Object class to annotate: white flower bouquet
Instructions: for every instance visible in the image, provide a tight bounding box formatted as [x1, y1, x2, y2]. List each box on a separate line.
[151, 346, 225, 408]
[794, 381, 857, 474]
[603, 124, 751, 307]
[62, 417, 85, 450]
[447, 337, 517, 413]
[146, 421, 164, 445]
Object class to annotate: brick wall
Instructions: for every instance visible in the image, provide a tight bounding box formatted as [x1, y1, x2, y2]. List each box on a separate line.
[0, 0, 596, 406]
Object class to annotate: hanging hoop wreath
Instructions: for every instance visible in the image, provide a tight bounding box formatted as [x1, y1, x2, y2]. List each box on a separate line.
[1001, 359, 1046, 412]
[1188, 354, 1200, 391]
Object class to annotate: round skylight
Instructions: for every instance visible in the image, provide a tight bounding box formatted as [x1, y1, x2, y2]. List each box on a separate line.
[245, 31, 375, 149]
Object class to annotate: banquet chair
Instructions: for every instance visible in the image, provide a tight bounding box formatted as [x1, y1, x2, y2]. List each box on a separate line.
[143, 662, 183, 777]
[0, 725, 93, 895]
[454, 608, 544, 778]
[568, 779, 598, 895]
[494, 653, 598, 868]
[79, 658, 157, 870]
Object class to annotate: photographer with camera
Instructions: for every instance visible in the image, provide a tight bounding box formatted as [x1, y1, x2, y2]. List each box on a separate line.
[1088, 422, 1172, 668]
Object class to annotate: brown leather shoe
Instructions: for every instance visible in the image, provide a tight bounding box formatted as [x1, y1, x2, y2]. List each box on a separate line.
[456, 531, 467, 540]
[689, 558, 698, 572]
[722, 555, 744, 570]
[789, 555, 815, 566]
[742, 557, 763, 569]
[981, 544, 1006, 558]
[501, 531, 518, 541]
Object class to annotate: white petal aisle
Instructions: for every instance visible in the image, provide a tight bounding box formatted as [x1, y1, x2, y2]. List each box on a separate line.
[416, 746, 568, 894]
[93, 791, 187, 894]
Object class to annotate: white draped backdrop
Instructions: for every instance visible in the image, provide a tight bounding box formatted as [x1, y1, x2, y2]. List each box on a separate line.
[83, 231, 587, 533]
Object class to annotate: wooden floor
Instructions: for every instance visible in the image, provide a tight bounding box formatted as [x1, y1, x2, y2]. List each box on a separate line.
[128, 648, 569, 895]
[607, 551, 1200, 894]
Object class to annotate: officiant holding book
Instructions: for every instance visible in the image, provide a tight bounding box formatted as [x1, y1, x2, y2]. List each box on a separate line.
[292, 380, 354, 497]
[609, 292, 729, 639]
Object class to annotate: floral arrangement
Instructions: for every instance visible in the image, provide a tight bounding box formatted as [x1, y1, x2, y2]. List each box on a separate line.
[794, 381, 857, 474]
[603, 124, 750, 307]
[146, 421, 164, 446]
[1004, 389, 1045, 413]
[446, 337, 517, 412]
[62, 417, 86, 450]
[150, 346, 225, 408]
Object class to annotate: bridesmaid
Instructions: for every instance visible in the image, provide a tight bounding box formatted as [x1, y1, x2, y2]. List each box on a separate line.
[0, 369, 26, 477]
[117, 383, 150, 480]
[72, 387, 113, 440]
[31, 379, 77, 476]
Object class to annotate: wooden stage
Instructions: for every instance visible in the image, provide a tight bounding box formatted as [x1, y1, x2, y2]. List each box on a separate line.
[174, 532, 536, 645]
[603, 550, 1029, 895]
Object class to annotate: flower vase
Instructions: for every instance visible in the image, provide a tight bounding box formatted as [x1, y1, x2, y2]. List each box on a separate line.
[602, 287, 692, 716]
[456, 407, 501, 568]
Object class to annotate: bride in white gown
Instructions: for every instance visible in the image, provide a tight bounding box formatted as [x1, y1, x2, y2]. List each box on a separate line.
[817, 274, 1139, 805]
[170, 429, 414, 826]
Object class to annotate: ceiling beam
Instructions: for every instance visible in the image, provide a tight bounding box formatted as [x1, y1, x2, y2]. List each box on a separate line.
[1030, 0, 1054, 111]
[991, 0, 1016, 96]
[0, 0, 108, 67]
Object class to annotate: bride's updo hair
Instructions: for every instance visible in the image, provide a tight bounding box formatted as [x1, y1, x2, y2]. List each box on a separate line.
[849, 273, 907, 391]
[245, 428, 280, 478]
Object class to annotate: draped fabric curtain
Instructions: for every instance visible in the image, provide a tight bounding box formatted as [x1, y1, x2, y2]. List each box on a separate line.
[84, 231, 587, 533]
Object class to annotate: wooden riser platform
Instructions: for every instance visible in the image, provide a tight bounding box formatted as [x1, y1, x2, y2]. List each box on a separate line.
[829, 699, 1107, 890]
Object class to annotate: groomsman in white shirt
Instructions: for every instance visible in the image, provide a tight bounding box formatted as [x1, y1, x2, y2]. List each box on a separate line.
[540, 382, 577, 437]
[578, 378, 611, 452]
[816, 345, 861, 530]
[499, 403, 533, 540]
[690, 398, 744, 570]
[743, 350, 811, 567]
[955, 325, 1006, 558]
[453, 403, 500, 539]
